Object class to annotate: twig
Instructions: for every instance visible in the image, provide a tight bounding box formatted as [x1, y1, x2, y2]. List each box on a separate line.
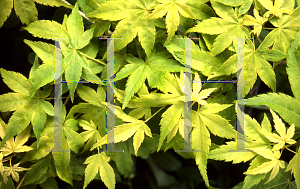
[79, 51, 106, 65]
[145, 106, 166, 123]
[64, 94, 71, 106]
[16, 172, 27, 189]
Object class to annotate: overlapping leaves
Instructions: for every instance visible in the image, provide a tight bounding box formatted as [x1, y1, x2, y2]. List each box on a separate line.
[23, 3, 104, 102]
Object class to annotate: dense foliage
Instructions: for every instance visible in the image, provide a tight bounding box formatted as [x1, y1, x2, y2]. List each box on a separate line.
[1, 0, 300, 188]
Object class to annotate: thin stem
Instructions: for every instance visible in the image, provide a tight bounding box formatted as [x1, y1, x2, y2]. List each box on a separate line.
[45, 97, 69, 100]
[64, 94, 71, 106]
[285, 146, 297, 154]
[262, 27, 275, 30]
[16, 172, 27, 189]
[79, 51, 106, 66]
[145, 106, 166, 123]
[2, 154, 15, 162]
[257, 36, 262, 44]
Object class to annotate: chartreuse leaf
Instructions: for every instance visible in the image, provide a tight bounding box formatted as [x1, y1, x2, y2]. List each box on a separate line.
[157, 102, 183, 151]
[258, 0, 291, 18]
[258, 6, 300, 54]
[215, 0, 244, 6]
[23, 20, 70, 39]
[286, 31, 300, 100]
[0, 68, 30, 96]
[14, 0, 38, 25]
[78, 119, 102, 152]
[192, 111, 210, 187]
[261, 109, 296, 151]
[91, 103, 152, 155]
[52, 134, 72, 185]
[115, 141, 133, 177]
[242, 8, 268, 37]
[128, 83, 152, 120]
[186, 0, 250, 55]
[208, 141, 257, 163]
[3, 162, 29, 184]
[146, 0, 195, 46]
[83, 152, 115, 189]
[0, 124, 33, 157]
[212, 39, 287, 96]
[0, 69, 55, 149]
[242, 155, 268, 189]
[75, 84, 107, 137]
[244, 93, 300, 127]
[24, 3, 102, 102]
[32, 0, 73, 9]
[22, 155, 51, 186]
[0, 0, 13, 28]
[62, 3, 94, 102]
[21, 118, 55, 164]
[63, 119, 84, 154]
[244, 148, 285, 183]
[24, 40, 56, 97]
[88, 0, 157, 57]
[78, 0, 102, 14]
[115, 51, 183, 109]
[286, 153, 300, 189]
[165, 35, 223, 76]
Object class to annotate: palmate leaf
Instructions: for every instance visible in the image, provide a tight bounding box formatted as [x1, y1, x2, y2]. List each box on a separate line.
[115, 51, 183, 109]
[244, 31, 300, 127]
[257, 0, 292, 18]
[78, 119, 102, 153]
[3, 162, 29, 184]
[165, 35, 223, 76]
[244, 149, 285, 183]
[244, 93, 300, 127]
[87, 0, 157, 57]
[24, 3, 102, 102]
[0, 69, 54, 149]
[186, 0, 250, 55]
[83, 152, 115, 189]
[257, 6, 300, 54]
[0, 0, 72, 28]
[212, 39, 287, 96]
[0, 118, 33, 157]
[242, 8, 269, 37]
[146, 0, 196, 46]
[91, 103, 152, 155]
[261, 109, 296, 151]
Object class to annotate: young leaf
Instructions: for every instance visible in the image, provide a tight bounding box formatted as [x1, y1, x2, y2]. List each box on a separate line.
[258, 0, 291, 18]
[115, 52, 183, 109]
[212, 39, 287, 96]
[83, 152, 115, 189]
[186, 0, 250, 55]
[258, 6, 300, 54]
[87, 0, 157, 57]
[147, 0, 195, 46]
[3, 162, 29, 184]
